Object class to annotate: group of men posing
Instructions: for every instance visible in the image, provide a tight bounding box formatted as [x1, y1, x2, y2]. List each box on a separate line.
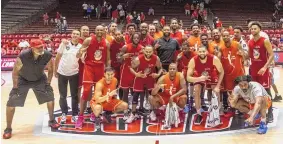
[3, 19, 280, 139]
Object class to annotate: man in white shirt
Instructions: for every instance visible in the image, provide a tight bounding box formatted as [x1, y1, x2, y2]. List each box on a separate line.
[82, 2, 88, 18]
[54, 30, 82, 124]
[228, 75, 271, 134]
[117, 3, 123, 11]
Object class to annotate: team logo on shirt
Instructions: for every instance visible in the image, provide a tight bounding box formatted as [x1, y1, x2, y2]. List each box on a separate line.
[94, 50, 102, 60]
[202, 71, 209, 76]
[66, 45, 70, 50]
[144, 67, 151, 75]
[253, 49, 260, 59]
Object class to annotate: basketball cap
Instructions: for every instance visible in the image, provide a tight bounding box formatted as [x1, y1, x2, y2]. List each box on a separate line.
[30, 39, 44, 49]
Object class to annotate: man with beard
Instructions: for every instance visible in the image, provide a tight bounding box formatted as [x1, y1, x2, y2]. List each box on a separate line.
[78, 26, 90, 101]
[170, 18, 185, 45]
[208, 29, 225, 55]
[200, 33, 209, 48]
[3, 39, 60, 139]
[228, 75, 271, 134]
[126, 46, 162, 123]
[248, 21, 274, 122]
[187, 46, 224, 125]
[75, 25, 111, 129]
[233, 26, 249, 56]
[155, 26, 180, 71]
[149, 63, 187, 121]
[118, 33, 143, 120]
[188, 23, 201, 52]
[106, 22, 118, 43]
[124, 23, 137, 44]
[90, 67, 128, 128]
[139, 23, 155, 47]
[219, 31, 246, 109]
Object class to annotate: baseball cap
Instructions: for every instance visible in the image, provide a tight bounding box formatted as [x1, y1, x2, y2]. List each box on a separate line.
[30, 39, 44, 49]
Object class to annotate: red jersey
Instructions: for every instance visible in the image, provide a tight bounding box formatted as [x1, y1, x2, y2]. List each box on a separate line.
[248, 37, 269, 75]
[123, 43, 143, 66]
[220, 41, 244, 75]
[85, 36, 107, 66]
[139, 34, 154, 47]
[194, 54, 215, 78]
[78, 37, 84, 44]
[170, 31, 183, 45]
[136, 54, 157, 76]
[160, 72, 181, 98]
[110, 40, 125, 68]
[177, 51, 196, 73]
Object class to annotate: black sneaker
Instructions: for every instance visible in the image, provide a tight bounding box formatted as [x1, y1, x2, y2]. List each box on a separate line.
[273, 95, 282, 102]
[95, 117, 101, 129]
[194, 114, 203, 125]
[103, 112, 112, 123]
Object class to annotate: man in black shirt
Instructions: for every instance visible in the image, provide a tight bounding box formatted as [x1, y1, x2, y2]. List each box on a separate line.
[3, 39, 60, 139]
[154, 25, 180, 71]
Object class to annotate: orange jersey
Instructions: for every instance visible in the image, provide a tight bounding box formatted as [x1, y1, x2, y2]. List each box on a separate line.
[208, 39, 225, 55]
[187, 35, 201, 48]
[220, 41, 244, 76]
[95, 77, 118, 100]
[159, 72, 181, 98]
[106, 34, 114, 43]
[154, 31, 163, 40]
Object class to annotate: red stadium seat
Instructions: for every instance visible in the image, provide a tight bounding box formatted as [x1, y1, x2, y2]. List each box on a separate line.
[8, 35, 13, 38]
[2, 35, 7, 38]
[54, 43, 60, 48]
[276, 34, 280, 38]
[269, 30, 274, 34]
[280, 29, 283, 34]
[54, 38, 61, 43]
[33, 34, 38, 37]
[61, 34, 67, 37]
[275, 30, 280, 34]
[264, 30, 269, 34]
[13, 50, 21, 55]
[67, 34, 72, 37]
[49, 34, 55, 38]
[55, 34, 61, 38]
[7, 50, 13, 55]
[27, 34, 32, 38]
[269, 34, 274, 38]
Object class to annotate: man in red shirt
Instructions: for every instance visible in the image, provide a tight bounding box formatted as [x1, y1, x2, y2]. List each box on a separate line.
[160, 16, 166, 27]
[75, 25, 111, 129]
[124, 23, 137, 44]
[112, 9, 118, 23]
[139, 23, 154, 47]
[248, 21, 274, 122]
[170, 18, 185, 45]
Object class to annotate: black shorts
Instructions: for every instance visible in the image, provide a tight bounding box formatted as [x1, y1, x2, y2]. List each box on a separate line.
[6, 75, 54, 107]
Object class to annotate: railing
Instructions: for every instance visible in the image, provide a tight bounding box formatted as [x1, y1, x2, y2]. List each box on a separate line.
[207, 7, 215, 29]
[4, 0, 59, 34]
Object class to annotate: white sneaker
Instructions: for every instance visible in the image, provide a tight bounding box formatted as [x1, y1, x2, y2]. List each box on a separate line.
[123, 110, 131, 120]
[125, 113, 136, 123]
[149, 111, 157, 121]
[71, 115, 78, 123]
[61, 113, 67, 124]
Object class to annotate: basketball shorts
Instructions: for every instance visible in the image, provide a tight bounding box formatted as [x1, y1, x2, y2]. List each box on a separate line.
[6, 75, 54, 107]
[157, 94, 186, 106]
[90, 98, 123, 112]
[82, 64, 104, 84]
[250, 68, 270, 89]
[133, 77, 155, 92]
[119, 64, 135, 88]
[78, 60, 84, 88]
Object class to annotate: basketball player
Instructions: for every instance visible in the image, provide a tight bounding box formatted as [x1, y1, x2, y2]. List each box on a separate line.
[139, 23, 155, 46]
[219, 31, 246, 109]
[187, 46, 224, 125]
[3, 39, 60, 139]
[187, 23, 201, 51]
[54, 30, 81, 123]
[126, 46, 162, 123]
[124, 23, 137, 44]
[208, 29, 225, 55]
[78, 25, 90, 104]
[152, 19, 163, 40]
[75, 25, 111, 129]
[118, 33, 143, 119]
[149, 63, 187, 121]
[148, 24, 156, 39]
[90, 67, 128, 127]
[228, 75, 271, 134]
[170, 18, 185, 45]
[200, 33, 209, 48]
[248, 21, 274, 122]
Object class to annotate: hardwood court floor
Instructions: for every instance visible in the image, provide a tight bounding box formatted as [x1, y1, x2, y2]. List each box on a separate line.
[1, 67, 283, 144]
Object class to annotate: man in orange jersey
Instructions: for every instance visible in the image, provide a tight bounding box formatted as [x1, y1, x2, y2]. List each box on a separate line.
[124, 23, 137, 44]
[188, 23, 201, 51]
[139, 23, 155, 47]
[118, 33, 144, 119]
[187, 46, 224, 125]
[90, 67, 128, 128]
[75, 25, 111, 129]
[152, 19, 163, 40]
[126, 46, 162, 123]
[208, 29, 225, 55]
[218, 30, 246, 109]
[149, 63, 187, 121]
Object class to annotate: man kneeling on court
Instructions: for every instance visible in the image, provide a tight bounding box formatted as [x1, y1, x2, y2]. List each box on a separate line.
[90, 67, 128, 128]
[149, 63, 187, 121]
[228, 75, 271, 134]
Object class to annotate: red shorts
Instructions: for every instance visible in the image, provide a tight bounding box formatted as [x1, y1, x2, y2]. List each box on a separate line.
[90, 98, 123, 112]
[158, 94, 186, 105]
[133, 77, 155, 92]
[78, 60, 84, 88]
[223, 73, 238, 91]
[83, 64, 104, 84]
[119, 64, 135, 88]
[250, 69, 270, 88]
